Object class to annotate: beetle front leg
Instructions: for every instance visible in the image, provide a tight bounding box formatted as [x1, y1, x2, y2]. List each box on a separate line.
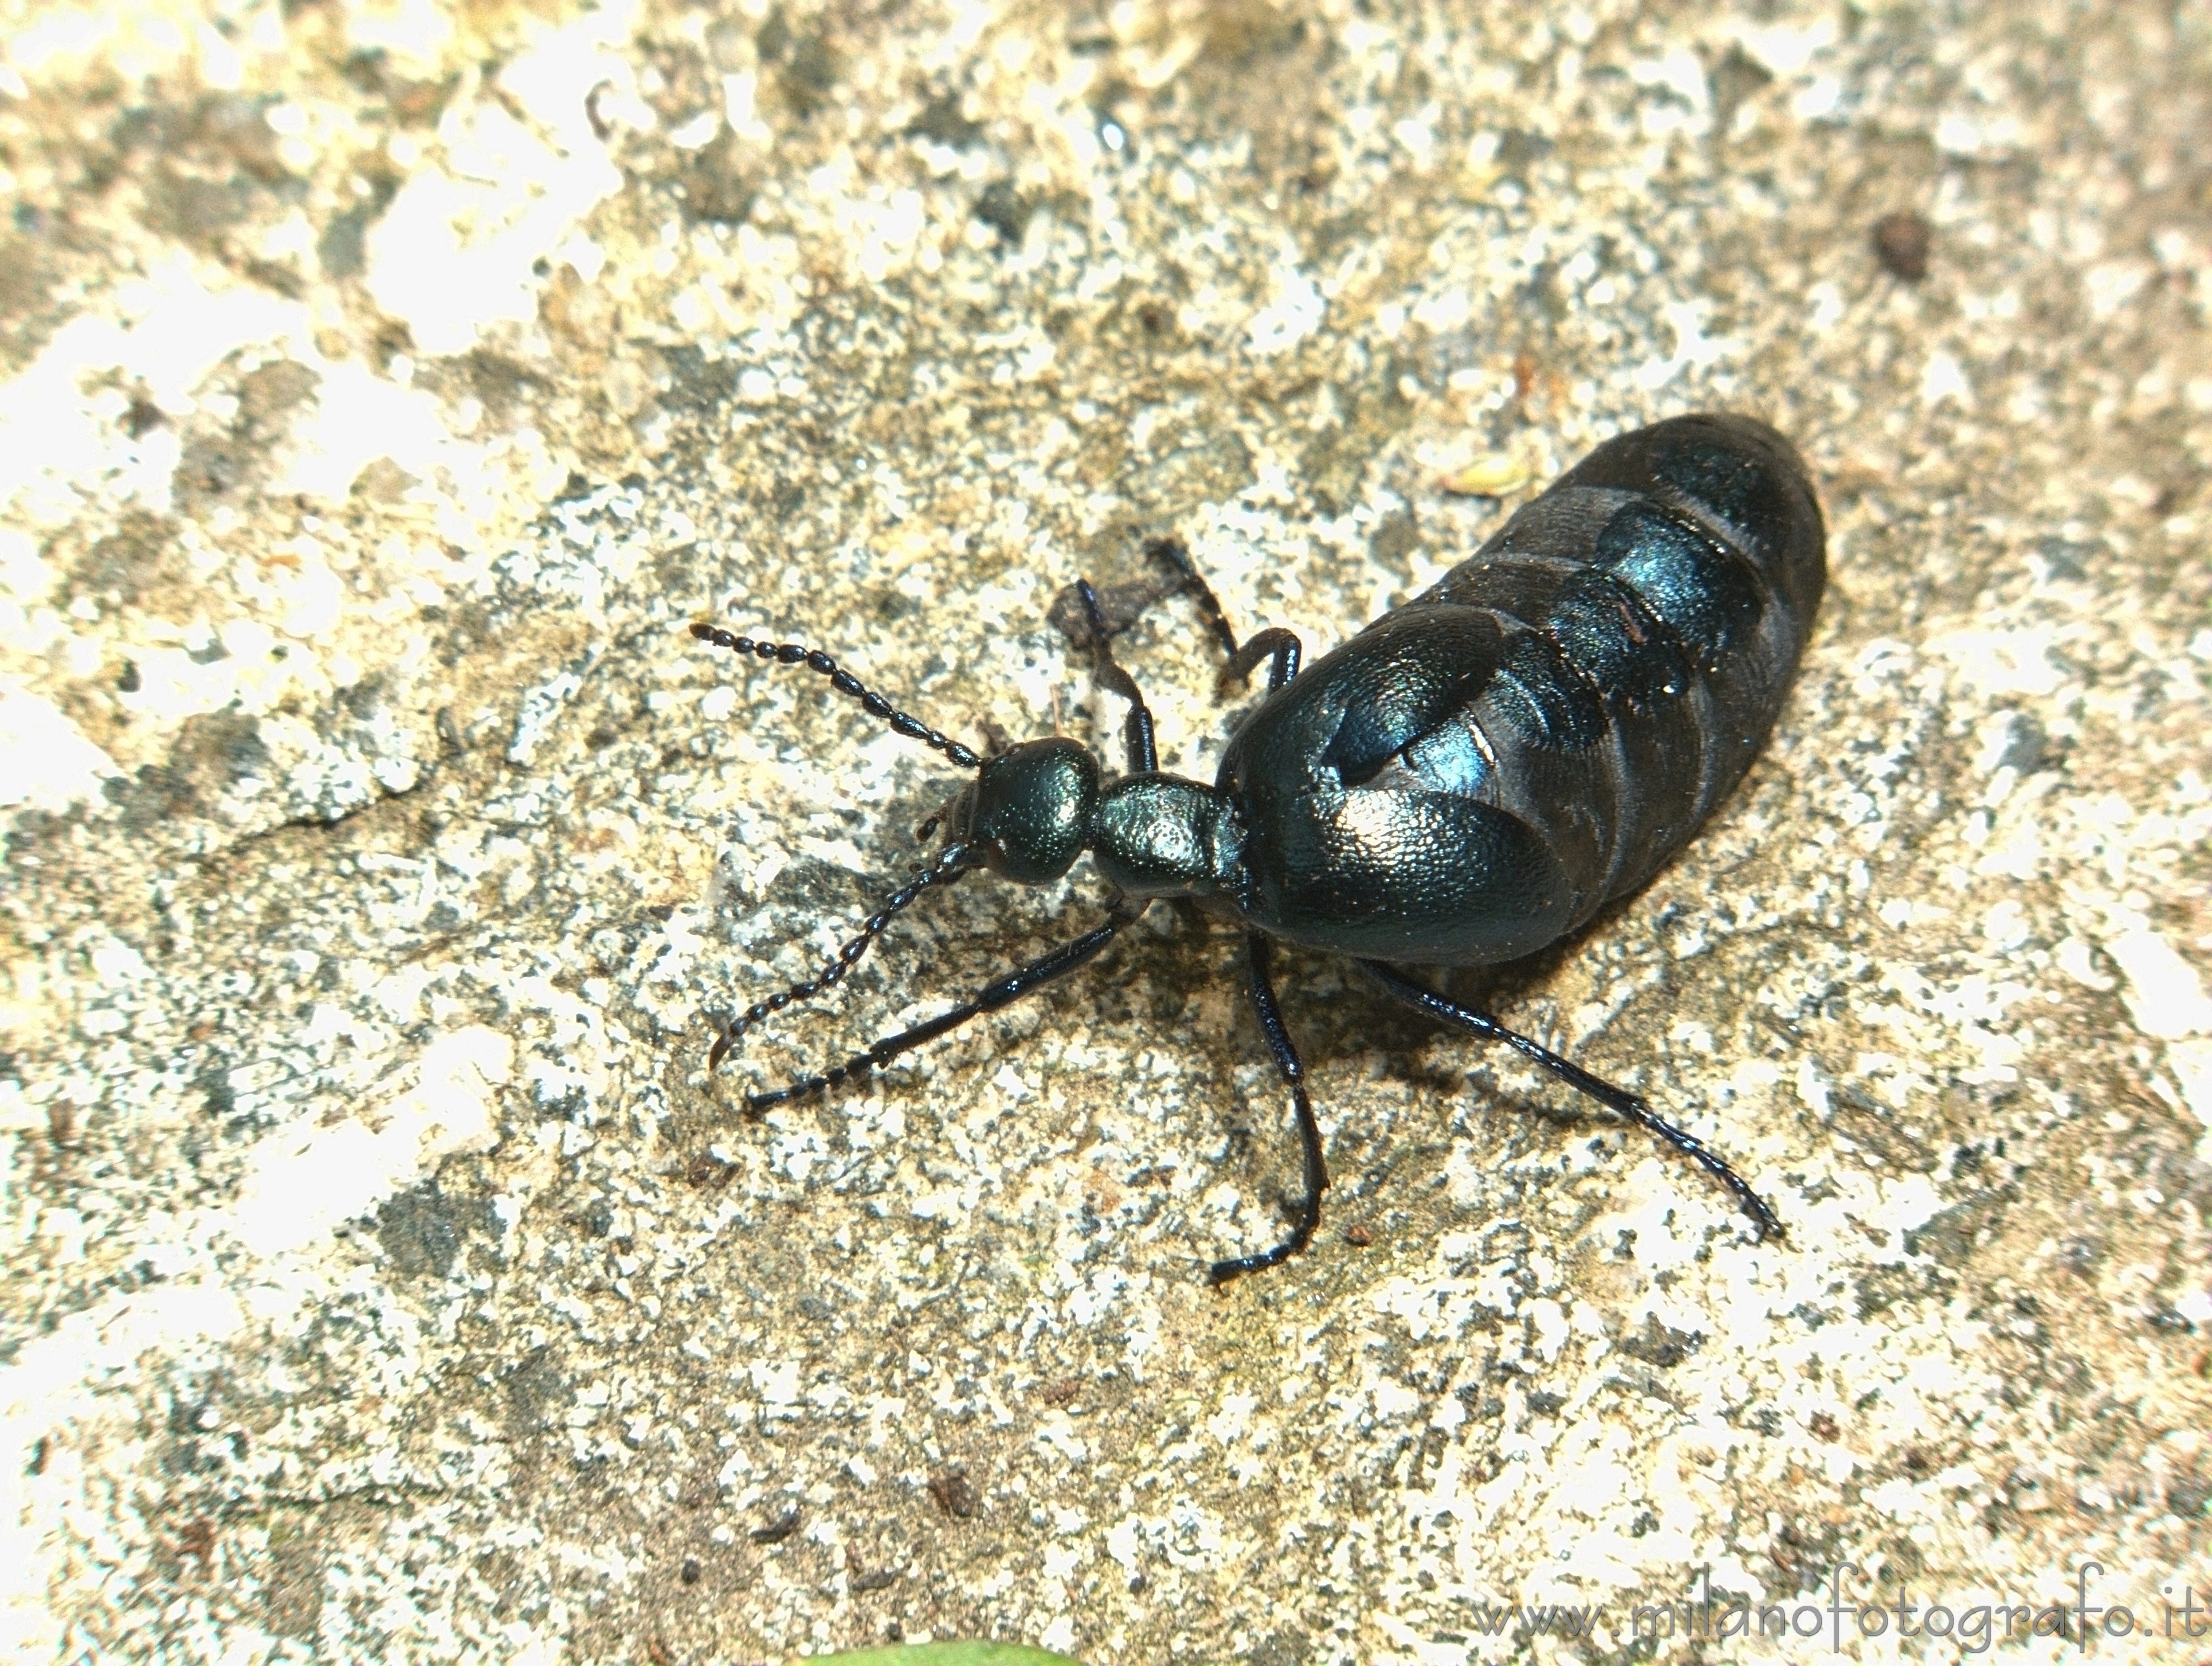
[1227, 628, 1300, 692]
[1144, 537, 1302, 692]
[1070, 577, 1159, 774]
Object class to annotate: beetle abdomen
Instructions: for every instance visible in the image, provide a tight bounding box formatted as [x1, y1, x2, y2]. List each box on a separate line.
[1219, 413, 1824, 964]
[1419, 412, 1825, 923]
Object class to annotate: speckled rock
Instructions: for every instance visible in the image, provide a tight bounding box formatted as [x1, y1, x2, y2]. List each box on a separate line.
[3, 2, 2209, 1663]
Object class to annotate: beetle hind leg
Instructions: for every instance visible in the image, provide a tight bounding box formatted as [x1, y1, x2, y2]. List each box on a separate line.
[1355, 961, 1782, 1243]
[1208, 931, 1328, 1287]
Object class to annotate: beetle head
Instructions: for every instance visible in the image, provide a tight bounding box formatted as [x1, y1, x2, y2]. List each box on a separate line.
[945, 737, 1100, 883]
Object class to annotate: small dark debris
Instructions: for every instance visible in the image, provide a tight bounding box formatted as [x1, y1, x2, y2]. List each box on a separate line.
[503, 1348, 573, 1436]
[851, 1566, 899, 1594]
[1872, 211, 1931, 281]
[1526, 1389, 1567, 1416]
[1809, 1410, 1841, 1441]
[176, 1517, 216, 1564]
[681, 127, 755, 226]
[678, 1556, 701, 1585]
[754, 6, 790, 61]
[1343, 1222, 1373, 1247]
[1368, 508, 1420, 567]
[143, 168, 246, 245]
[1037, 1377, 1082, 1407]
[749, 1506, 802, 1545]
[1708, 43, 1775, 131]
[116, 661, 142, 694]
[237, 359, 320, 429]
[910, 91, 981, 148]
[378, 1180, 496, 1279]
[1616, 1314, 1702, 1368]
[2169, 1475, 2211, 1518]
[926, 1469, 980, 1519]
[776, 28, 839, 119]
[684, 1153, 736, 1189]
[973, 180, 1032, 248]
[317, 207, 371, 278]
[1137, 300, 1174, 336]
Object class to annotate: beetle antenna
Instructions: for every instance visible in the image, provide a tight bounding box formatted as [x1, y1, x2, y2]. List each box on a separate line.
[690, 622, 983, 769]
[710, 843, 981, 1072]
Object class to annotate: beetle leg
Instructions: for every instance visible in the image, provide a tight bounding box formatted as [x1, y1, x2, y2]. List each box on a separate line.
[1143, 536, 1241, 662]
[1209, 931, 1328, 1286]
[1354, 962, 1783, 1243]
[1073, 577, 1159, 774]
[1227, 628, 1301, 692]
[1143, 536, 1302, 692]
[740, 903, 1146, 1112]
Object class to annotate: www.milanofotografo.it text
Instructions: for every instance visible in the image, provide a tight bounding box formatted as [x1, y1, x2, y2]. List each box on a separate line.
[1428, 1562, 2206, 1656]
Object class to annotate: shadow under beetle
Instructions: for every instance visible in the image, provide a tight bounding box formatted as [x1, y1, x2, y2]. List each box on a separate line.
[692, 412, 1826, 1283]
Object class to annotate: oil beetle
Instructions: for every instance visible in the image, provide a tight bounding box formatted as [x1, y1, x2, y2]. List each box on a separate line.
[691, 412, 1825, 1282]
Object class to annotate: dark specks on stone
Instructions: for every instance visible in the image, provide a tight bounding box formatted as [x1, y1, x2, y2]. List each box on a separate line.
[973, 180, 1032, 248]
[504, 1348, 573, 1436]
[1616, 1315, 1703, 1368]
[748, 1505, 801, 1545]
[925, 1469, 980, 1519]
[317, 206, 370, 278]
[377, 1179, 497, 1280]
[1368, 507, 1420, 567]
[909, 91, 982, 149]
[1872, 211, 1932, 281]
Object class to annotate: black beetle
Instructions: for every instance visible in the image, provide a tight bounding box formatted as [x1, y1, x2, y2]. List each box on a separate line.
[692, 412, 1825, 1282]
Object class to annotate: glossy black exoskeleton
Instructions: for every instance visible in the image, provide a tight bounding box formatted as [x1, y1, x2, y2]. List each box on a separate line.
[691, 412, 1826, 1282]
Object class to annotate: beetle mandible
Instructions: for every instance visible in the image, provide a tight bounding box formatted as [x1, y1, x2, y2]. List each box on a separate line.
[691, 412, 1825, 1282]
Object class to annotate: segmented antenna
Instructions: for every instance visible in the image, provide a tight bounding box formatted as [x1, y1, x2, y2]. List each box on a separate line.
[689, 622, 983, 768]
[708, 842, 980, 1072]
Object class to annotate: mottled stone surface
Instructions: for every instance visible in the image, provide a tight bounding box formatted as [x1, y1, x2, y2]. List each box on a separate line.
[3, 2, 2209, 1662]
